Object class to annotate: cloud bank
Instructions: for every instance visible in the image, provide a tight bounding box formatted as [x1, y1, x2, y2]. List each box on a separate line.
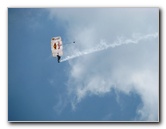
[48, 8, 159, 121]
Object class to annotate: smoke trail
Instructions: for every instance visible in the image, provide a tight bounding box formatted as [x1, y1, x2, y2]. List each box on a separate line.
[61, 33, 158, 62]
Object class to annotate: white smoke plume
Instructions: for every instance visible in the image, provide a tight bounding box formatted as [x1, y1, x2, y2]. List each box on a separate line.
[61, 33, 158, 62]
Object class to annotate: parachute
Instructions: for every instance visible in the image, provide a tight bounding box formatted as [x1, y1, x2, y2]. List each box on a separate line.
[51, 36, 63, 63]
[51, 36, 75, 63]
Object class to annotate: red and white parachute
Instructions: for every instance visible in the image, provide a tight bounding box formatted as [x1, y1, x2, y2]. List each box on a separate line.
[51, 36, 75, 63]
[51, 36, 63, 57]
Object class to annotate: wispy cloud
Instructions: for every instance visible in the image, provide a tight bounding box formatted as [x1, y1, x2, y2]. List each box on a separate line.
[48, 8, 159, 121]
[53, 95, 68, 115]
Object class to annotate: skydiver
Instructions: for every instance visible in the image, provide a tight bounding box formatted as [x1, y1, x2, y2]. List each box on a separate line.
[57, 55, 61, 63]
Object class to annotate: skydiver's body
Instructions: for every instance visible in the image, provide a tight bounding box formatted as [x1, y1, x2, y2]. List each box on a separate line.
[53, 43, 60, 63]
[57, 55, 61, 63]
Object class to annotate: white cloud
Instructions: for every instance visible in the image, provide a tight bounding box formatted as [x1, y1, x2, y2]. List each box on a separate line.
[48, 8, 159, 121]
[53, 95, 68, 115]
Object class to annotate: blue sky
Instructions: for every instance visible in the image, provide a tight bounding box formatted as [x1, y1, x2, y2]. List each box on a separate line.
[8, 8, 159, 121]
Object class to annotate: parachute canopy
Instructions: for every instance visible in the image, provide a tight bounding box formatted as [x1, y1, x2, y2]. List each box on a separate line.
[51, 36, 63, 57]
